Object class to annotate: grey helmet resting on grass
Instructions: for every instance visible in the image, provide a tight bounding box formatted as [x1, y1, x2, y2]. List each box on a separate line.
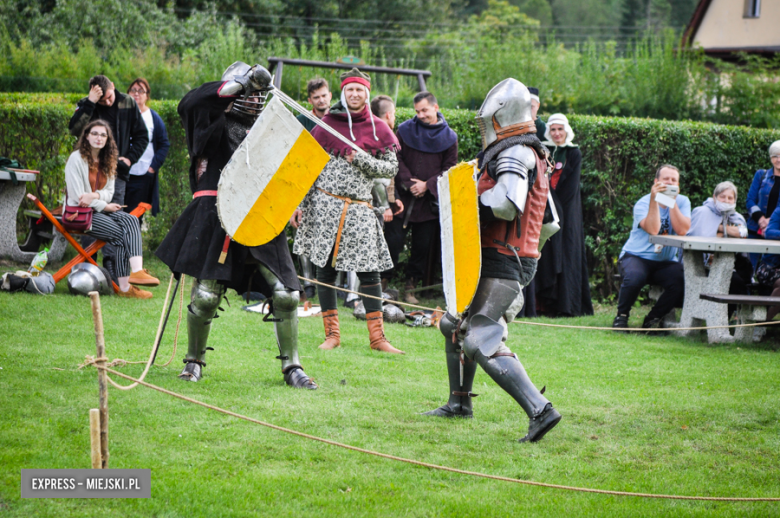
[67, 263, 113, 296]
[423, 78, 561, 443]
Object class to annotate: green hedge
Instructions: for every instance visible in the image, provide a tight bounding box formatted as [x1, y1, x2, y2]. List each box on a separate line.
[2, 94, 779, 299]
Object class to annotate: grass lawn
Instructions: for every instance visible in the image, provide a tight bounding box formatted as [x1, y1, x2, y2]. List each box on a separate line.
[1, 253, 780, 517]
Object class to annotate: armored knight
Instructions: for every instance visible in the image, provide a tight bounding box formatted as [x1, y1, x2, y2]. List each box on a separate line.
[155, 62, 317, 389]
[424, 79, 561, 443]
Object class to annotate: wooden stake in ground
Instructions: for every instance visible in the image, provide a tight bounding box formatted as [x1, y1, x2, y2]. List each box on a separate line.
[89, 408, 101, 469]
[89, 292, 109, 469]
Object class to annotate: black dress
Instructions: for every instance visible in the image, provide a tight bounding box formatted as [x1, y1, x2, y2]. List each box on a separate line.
[155, 81, 300, 295]
[535, 145, 593, 317]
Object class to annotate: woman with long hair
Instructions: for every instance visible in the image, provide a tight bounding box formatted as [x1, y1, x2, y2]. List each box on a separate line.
[65, 119, 158, 298]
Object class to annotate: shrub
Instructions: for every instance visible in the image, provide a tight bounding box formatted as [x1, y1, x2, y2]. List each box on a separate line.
[2, 94, 778, 298]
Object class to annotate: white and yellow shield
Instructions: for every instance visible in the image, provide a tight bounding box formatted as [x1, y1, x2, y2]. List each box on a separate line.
[217, 96, 330, 246]
[438, 161, 481, 317]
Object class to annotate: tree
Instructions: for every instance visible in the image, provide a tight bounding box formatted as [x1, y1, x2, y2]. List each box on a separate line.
[512, 0, 552, 26]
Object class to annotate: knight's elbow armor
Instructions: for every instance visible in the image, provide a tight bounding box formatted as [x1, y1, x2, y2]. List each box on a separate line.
[479, 146, 535, 221]
[371, 178, 391, 211]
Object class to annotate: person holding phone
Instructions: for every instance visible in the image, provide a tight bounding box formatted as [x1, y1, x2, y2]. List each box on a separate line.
[612, 164, 691, 331]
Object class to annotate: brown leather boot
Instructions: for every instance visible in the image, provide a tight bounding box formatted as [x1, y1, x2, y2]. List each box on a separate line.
[404, 279, 419, 305]
[318, 309, 341, 350]
[366, 311, 404, 354]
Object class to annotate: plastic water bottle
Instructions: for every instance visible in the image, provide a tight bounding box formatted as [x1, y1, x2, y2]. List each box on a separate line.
[28, 248, 49, 276]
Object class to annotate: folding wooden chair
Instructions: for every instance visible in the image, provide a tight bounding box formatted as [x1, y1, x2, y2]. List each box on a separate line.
[26, 194, 151, 293]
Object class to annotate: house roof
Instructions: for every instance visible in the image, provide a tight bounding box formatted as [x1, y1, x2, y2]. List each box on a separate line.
[682, 0, 713, 47]
[681, 0, 777, 57]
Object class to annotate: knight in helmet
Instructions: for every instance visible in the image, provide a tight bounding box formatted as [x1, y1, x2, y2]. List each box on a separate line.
[154, 62, 317, 389]
[423, 79, 561, 443]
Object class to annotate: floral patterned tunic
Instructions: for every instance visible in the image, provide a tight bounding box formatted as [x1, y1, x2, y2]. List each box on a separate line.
[294, 150, 398, 272]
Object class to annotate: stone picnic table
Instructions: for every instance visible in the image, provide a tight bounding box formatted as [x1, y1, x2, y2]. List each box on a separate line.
[0, 169, 66, 263]
[649, 234, 780, 343]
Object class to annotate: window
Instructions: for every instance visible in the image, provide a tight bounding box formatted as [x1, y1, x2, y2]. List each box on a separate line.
[743, 0, 761, 18]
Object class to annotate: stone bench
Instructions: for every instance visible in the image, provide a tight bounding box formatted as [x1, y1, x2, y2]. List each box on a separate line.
[19, 209, 67, 261]
[699, 293, 780, 342]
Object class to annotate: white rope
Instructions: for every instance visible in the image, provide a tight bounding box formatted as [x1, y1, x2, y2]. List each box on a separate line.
[80, 274, 186, 390]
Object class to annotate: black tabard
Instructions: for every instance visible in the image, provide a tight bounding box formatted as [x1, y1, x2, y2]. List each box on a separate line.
[155, 81, 301, 295]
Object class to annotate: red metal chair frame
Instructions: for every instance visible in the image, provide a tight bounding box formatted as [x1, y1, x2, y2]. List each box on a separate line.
[26, 194, 151, 293]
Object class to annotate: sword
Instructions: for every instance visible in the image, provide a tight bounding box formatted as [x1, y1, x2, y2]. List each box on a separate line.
[151, 276, 181, 366]
[403, 198, 416, 229]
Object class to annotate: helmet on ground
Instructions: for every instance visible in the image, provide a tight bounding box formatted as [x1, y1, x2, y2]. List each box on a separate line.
[67, 263, 113, 296]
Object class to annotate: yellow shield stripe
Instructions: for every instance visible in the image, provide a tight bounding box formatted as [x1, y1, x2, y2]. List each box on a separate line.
[233, 130, 329, 246]
[439, 162, 481, 316]
[217, 96, 330, 247]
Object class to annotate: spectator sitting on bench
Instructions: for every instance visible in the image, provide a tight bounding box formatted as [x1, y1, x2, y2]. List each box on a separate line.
[745, 140, 780, 267]
[65, 120, 159, 299]
[689, 181, 753, 315]
[613, 164, 691, 331]
[755, 198, 780, 320]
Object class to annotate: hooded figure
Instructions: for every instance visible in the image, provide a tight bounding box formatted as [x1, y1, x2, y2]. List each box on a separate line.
[535, 113, 594, 317]
[293, 68, 404, 355]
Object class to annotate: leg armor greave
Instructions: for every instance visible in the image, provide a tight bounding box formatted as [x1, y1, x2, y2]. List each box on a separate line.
[179, 278, 225, 382]
[423, 312, 477, 418]
[473, 349, 560, 443]
[298, 254, 316, 299]
[258, 265, 317, 389]
[463, 277, 561, 442]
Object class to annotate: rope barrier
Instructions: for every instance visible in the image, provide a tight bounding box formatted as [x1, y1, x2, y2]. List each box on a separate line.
[78, 287, 778, 502]
[79, 274, 186, 389]
[91, 365, 780, 503]
[299, 275, 443, 312]
[298, 276, 780, 333]
[157, 274, 185, 367]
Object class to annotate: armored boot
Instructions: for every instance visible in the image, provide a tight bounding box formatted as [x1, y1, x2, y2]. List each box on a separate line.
[275, 302, 317, 389]
[367, 311, 404, 354]
[423, 313, 477, 418]
[319, 309, 341, 350]
[259, 265, 317, 390]
[179, 279, 224, 382]
[404, 278, 419, 305]
[474, 351, 561, 443]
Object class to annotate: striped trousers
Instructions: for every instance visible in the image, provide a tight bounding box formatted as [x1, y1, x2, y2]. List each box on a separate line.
[86, 211, 143, 278]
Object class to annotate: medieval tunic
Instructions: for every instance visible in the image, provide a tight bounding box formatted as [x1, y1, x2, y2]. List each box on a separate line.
[534, 144, 593, 316]
[293, 102, 398, 272]
[155, 81, 300, 295]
